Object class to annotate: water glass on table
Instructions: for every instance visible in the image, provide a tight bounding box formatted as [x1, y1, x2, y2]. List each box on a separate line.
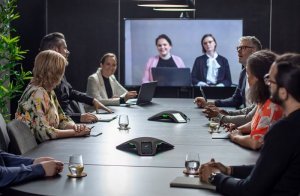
[184, 152, 200, 175]
[209, 117, 221, 133]
[119, 114, 129, 130]
[68, 154, 85, 177]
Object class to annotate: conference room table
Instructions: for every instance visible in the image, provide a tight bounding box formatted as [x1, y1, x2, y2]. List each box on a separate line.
[8, 98, 259, 196]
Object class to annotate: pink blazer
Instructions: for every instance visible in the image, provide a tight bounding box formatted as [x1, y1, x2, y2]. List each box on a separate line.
[142, 55, 186, 83]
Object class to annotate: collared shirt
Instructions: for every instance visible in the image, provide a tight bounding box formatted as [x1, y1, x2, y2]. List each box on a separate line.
[206, 53, 221, 85]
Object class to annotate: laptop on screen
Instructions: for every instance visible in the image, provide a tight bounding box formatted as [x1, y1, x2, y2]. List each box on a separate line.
[151, 67, 192, 87]
[126, 81, 157, 105]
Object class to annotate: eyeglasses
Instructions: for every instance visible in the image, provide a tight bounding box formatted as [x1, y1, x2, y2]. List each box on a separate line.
[236, 46, 254, 51]
[264, 74, 277, 85]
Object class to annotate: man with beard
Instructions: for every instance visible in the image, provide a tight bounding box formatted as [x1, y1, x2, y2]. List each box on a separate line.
[199, 53, 300, 195]
[39, 32, 112, 123]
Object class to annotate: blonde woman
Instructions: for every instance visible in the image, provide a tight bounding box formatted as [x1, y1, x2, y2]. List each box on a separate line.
[16, 50, 90, 143]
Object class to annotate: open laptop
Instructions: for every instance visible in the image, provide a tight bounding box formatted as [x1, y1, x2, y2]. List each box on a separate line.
[152, 67, 192, 87]
[126, 81, 157, 105]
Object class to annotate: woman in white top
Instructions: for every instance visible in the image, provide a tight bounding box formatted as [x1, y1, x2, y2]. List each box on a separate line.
[191, 34, 232, 87]
[86, 53, 137, 107]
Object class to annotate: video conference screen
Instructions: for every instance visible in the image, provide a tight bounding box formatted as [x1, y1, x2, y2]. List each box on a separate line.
[124, 19, 243, 86]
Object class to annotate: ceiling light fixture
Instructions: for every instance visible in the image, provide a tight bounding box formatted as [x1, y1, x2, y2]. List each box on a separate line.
[137, 0, 188, 8]
[153, 8, 195, 11]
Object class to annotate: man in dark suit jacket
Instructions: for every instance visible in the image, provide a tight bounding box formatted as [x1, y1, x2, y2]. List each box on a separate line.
[195, 36, 262, 108]
[39, 32, 111, 123]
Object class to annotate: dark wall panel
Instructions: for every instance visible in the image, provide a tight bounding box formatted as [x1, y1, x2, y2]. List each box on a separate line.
[47, 0, 119, 91]
[11, 0, 45, 116]
[194, 0, 270, 50]
[272, 0, 300, 53]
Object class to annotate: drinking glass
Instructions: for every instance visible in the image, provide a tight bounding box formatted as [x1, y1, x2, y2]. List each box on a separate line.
[119, 115, 129, 130]
[68, 154, 84, 177]
[209, 117, 220, 133]
[185, 152, 200, 174]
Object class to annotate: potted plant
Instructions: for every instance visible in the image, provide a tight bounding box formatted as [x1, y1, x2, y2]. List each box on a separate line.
[0, 0, 31, 121]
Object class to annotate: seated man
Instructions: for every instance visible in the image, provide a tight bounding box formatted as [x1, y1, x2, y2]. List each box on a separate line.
[194, 36, 262, 108]
[39, 32, 112, 123]
[199, 53, 300, 195]
[0, 151, 63, 188]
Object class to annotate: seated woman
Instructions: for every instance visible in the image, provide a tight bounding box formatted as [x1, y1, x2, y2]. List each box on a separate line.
[86, 53, 137, 106]
[15, 50, 91, 143]
[191, 34, 232, 87]
[228, 50, 283, 150]
[142, 34, 186, 83]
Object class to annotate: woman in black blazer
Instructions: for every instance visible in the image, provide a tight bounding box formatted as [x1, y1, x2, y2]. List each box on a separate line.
[191, 34, 232, 87]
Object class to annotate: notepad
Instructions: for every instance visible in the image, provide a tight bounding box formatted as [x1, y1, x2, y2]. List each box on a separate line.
[170, 176, 216, 190]
[211, 132, 230, 139]
[95, 114, 117, 122]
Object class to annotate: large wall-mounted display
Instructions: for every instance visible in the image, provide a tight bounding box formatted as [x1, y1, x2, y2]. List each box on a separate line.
[124, 19, 243, 86]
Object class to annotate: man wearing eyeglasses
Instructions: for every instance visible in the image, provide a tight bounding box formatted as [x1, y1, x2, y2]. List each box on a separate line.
[199, 53, 300, 195]
[195, 36, 262, 109]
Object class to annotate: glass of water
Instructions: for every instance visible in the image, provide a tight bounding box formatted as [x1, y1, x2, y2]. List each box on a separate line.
[68, 154, 84, 177]
[119, 114, 129, 130]
[209, 117, 220, 133]
[185, 152, 200, 175]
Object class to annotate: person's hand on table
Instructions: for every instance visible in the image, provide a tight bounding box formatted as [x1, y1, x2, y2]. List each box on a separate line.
[80, 113, 97, 123]
[33, 157, 54, 164]
[199, 158, 221, 183]
[124, 91, 138, 102]
[223, 123, 237, 132]
[93, 98, 112, 113]
[202, 105, 220, 118]
[194, 97, 207, 108]
[73, 124, 91, 136]
[204, 158, 231, 175]
[41, 160, 64, 176]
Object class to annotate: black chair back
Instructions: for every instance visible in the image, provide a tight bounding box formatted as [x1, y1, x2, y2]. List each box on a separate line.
[6, 119, 37, 155]
[0, 114, 10, 151]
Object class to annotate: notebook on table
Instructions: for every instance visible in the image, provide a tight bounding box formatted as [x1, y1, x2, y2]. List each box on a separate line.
[151, 67, 192, 87]
[126, 81, 157, 105]
[94, 114, 117, 122]
[170, 176, 216, 190]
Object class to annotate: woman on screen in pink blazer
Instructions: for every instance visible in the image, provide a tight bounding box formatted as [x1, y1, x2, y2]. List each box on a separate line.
[142, 34, 186, 83]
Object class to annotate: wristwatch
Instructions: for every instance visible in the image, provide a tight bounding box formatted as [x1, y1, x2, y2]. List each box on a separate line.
[208, 172, 217, 184]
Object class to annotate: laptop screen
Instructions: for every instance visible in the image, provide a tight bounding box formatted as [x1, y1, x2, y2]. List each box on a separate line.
[152, 67, 192, 87]
[136, 81, 157, 105]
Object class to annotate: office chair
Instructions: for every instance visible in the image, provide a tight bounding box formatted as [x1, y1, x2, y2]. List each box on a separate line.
[0, 113, 10, 151]
[6, 119, 37, 155]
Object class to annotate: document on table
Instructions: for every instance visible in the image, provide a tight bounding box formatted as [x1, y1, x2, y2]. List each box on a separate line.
[170, 176, 216, 190]
[95, 114, 117, 122]
[211, 132, 230, 139]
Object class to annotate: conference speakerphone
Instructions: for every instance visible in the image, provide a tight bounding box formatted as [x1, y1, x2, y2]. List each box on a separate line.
[116, 137, 174, 156]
